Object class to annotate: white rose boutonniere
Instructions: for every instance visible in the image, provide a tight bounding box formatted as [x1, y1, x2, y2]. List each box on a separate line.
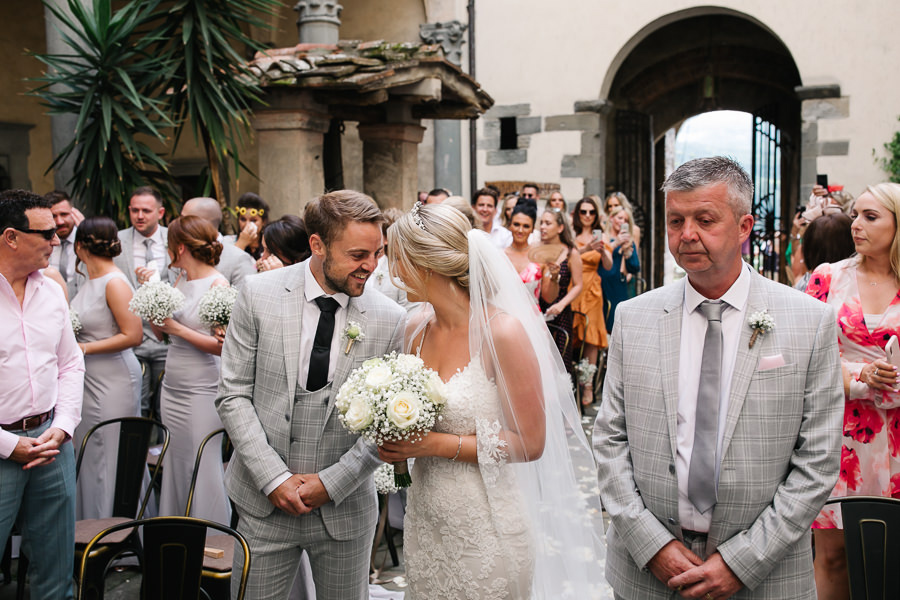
[343, 321, 365, 354]
[748, 310, 775, 349]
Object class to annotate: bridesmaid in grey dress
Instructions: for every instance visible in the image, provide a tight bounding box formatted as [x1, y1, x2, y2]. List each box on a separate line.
[152, 216, 231, 524]
[70, 217, 143, 519]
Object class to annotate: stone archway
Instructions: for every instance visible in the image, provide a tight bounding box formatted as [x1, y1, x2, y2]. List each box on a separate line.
[601, 7, 804, 286]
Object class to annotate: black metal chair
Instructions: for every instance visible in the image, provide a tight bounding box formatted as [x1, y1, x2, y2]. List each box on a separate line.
[824, 496, 900, 600]
[77, 516, 251, 600]
[186, 428, 237, 600]
[72, 417, 169, 599]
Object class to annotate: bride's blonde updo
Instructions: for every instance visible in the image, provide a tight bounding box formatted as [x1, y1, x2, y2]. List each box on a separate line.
[387, 203, 472, 293]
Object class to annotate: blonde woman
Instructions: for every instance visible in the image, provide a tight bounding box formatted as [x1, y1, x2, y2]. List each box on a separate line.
[806, 182, 900, 600]
[380, 203, 611, 599]
[598, 206, 639, 332]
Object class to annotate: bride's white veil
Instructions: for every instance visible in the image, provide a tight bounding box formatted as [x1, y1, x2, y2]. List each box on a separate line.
[467, 228, 609, 599]
[392, 203, 610, 598]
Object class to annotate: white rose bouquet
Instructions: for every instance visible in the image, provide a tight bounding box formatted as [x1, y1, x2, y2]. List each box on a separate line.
[198, 285, 238, 330]
[128, 280, 186, 343]
[336, 352, 447, 487]
[70, 308, 83, 336]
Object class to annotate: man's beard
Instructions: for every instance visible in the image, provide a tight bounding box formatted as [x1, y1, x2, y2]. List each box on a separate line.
[322, 251, 368, 297]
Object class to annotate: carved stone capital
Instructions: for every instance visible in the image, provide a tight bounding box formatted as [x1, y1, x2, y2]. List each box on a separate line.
[419, 20, 467, 66]
[294, 1, 343, 44]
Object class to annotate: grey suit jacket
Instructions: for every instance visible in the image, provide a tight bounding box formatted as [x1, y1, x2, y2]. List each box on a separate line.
[114, 226, 172, 358]
[216, 240, 256, 289]
[216, 262, 406, 540]
[593, 271, 843, 599]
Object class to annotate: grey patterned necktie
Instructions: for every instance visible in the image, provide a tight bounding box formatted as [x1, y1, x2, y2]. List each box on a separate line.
[143, 238, 155, 266]
[688, 300, 724, 514]
[58, 238, 70, 282]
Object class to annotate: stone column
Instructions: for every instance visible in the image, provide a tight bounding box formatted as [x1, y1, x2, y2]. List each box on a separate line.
[358, 122, 425, 209]
[252, 91, 330, 218]
[294, 0, 342, 45]
[420, 20, 467, 195]
[44, 0, 89, 193]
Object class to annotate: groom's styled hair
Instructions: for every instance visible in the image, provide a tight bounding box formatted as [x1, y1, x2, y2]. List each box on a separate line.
[304, 190, 383, 245]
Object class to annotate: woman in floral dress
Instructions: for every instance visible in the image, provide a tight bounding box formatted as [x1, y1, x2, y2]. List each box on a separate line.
[805, 182, 900, 600]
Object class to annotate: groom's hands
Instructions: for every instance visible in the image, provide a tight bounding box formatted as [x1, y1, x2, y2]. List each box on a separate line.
[297, 473, 331, 509]
[268, 474, 311, 516]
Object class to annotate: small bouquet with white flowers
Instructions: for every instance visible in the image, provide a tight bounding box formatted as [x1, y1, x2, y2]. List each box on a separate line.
[336, 352, 447, 487]
[574, 357, 598, 386]
[70, 309, 82, 336]
[198, 285, 238, 331]
[129, 280, 185, 343]
[373, 463, 399, 495]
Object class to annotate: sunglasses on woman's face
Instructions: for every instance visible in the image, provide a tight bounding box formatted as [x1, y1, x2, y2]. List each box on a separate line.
[579, 209, 596, 216]
[11, 227, 58, 241]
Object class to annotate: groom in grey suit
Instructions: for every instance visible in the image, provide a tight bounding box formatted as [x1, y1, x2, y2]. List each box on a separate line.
[216, 190, 405, 599]
[593, 157, 843, 600]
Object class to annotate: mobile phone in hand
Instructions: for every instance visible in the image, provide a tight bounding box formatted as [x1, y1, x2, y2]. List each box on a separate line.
[620, 223, 630, 235]
[816, 174, 829, 189]
[886, 335, 900, 369]
[592, 229, 603, 240]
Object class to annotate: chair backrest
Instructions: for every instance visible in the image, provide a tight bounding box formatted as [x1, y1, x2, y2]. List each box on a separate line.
[78, 516, 251, 600]
[545, 323, 570, 357]
[185, 428, 231, 518]
[825, 496, 900, 600]
[77, 417, 170, 519]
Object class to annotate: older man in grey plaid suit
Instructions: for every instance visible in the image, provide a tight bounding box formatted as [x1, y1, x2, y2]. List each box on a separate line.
[217, 190, 406, 599]
[593, 157, 843, 600]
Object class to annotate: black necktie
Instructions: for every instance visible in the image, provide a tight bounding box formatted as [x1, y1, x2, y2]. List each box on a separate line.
[307, 296, 340, 391]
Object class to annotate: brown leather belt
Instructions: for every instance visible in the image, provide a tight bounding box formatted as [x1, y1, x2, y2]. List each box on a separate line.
[1, 410, 53, 432]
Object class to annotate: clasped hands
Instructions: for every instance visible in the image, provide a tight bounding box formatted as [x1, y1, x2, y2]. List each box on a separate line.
[860, 358, 900, 392]
[10, 427, 67, 470]
[649, 540, 742, 600]
[268, 473, 330, 516]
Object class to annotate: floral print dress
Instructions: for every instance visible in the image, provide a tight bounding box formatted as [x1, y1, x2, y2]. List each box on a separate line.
[806, 258, 900, 528]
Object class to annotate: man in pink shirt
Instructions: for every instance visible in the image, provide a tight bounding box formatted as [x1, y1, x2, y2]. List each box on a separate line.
[0, 189, 83, 600]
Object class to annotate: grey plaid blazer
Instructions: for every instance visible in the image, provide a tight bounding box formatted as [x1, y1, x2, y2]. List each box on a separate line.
[593, 271, 843, 599]
[216, 262, 405, 540]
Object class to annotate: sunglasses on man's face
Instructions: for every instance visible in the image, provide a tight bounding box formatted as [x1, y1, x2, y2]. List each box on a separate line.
[11, 227, 58, 241]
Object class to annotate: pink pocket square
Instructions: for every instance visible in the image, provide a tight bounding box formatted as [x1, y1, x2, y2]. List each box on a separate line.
[758, 354, 786, 371]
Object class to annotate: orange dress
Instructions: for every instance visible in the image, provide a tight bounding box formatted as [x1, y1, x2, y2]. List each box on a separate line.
[572, 245, 609, 349]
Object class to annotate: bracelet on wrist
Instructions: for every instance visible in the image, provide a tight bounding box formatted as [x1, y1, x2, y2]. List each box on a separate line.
[450, 435, 462, 461]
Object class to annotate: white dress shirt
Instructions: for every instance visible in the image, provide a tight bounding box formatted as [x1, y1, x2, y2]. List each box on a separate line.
[486, 224, 513, 249]
[132, 227, 166, 271]
[49, 226, 77, 277]
[676, 263, 751, 532]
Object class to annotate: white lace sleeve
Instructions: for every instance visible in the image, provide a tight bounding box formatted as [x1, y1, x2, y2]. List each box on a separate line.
[475, 416, 509, 486]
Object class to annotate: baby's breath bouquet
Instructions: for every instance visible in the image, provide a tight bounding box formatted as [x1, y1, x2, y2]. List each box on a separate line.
[70, 309, 82, 336]
[128, 281, 185, 343]
[373, 463, 399, 495]
[336, 352, 447, 487]
[198, 285, 238, 330]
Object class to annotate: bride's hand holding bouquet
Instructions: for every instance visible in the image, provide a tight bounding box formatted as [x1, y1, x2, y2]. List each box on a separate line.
[335, 352, 447, 487]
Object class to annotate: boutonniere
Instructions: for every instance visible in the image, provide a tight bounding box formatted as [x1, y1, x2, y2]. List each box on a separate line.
[343, 321, 365, 354]
[376, 271, 385, 284]
[748, 310, 775, 349]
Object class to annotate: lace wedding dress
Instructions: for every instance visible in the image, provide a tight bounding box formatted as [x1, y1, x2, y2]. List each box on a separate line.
[404, 356, 534, 599]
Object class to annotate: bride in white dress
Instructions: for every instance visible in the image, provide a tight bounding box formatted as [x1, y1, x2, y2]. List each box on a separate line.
[380, 203, 612, 599]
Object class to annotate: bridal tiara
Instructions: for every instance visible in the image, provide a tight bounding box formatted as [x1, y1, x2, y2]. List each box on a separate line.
[410, 201, 427, 231]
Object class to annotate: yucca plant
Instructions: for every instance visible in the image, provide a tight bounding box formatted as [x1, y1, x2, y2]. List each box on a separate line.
[147, 0, 281, 206]
[30, 0, 175, 225]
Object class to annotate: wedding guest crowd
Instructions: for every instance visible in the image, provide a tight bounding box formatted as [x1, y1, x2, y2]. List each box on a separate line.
[5, 158, 885, 599]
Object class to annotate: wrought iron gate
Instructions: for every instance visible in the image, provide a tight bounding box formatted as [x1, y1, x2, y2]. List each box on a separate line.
[614, 109, 654, 288]
[750, 107, 782, 280]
